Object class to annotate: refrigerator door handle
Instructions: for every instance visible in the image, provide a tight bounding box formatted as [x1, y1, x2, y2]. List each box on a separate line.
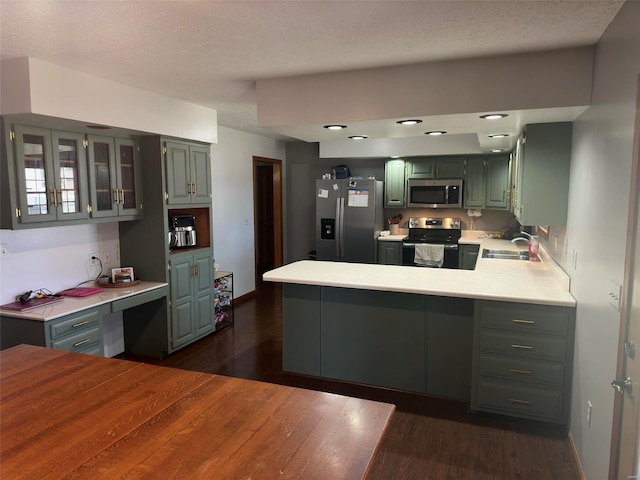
[335, 197, 341, 258]
[339, 197, 345, 259]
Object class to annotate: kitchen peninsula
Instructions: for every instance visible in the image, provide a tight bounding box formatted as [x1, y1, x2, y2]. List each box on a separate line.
[264, 237, 576, 425]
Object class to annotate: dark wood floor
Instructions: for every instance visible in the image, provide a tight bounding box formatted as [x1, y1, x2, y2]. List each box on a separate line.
[122, 281, 581, 480]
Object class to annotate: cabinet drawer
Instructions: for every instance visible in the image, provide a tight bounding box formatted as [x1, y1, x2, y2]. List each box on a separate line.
[479, 329, 567, 362]
[476, 378, 564, 423]
[51, 326, 102, 353]
[478, 301, 570, 336]
[478, 353, 565, 387]
[49, 310, 101, 339]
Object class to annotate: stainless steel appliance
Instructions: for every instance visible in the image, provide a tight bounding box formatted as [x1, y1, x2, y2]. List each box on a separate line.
[169, 215, 197, 248]
[402, 217, 461, 268]
[316, 179, 384, 263]
[406, 178, 463, 208]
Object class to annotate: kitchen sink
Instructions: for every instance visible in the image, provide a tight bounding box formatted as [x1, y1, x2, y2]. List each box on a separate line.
[481, 249, 540, 262]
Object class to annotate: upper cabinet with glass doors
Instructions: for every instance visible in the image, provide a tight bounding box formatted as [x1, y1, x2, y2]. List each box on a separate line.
[9, 125, 89, 225]
[1, 119, 143, 229]
[87, 135, 143, 219]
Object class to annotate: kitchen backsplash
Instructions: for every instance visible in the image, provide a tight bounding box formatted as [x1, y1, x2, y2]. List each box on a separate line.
[383, 208, 516, 233]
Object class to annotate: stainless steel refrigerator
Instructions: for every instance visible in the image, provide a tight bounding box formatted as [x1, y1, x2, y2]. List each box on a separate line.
[316, 179, 384, 263]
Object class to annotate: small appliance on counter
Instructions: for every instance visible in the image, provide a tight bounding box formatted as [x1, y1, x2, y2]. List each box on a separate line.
[169, 215, 197, 248]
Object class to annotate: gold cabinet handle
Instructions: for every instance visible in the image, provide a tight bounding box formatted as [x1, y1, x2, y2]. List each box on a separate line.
[119, 189, 125, 205]
[512, 319, 535, 325]
[51, 189, 58, 207]
[508, 369, 532, 375]
[71, 321, 89, 328]
[113, 189, 119, 204]
[73, 338, 91, 347]
[57, 190, 63, 207]
[508, 398, 531, 405]
[192, 182, 197, 196]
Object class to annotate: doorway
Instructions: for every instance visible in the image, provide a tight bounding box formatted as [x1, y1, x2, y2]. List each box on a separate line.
[253, 157, 283, 285]
[610, 76, 640, 479]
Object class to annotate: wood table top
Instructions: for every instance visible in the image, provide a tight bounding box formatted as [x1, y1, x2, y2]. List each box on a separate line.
[0, 345, 394, 479]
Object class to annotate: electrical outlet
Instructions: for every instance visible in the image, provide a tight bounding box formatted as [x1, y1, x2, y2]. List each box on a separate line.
[89, 252, 99, 264]
[103, 251, 112, 264]
[587, 401, 593, 428]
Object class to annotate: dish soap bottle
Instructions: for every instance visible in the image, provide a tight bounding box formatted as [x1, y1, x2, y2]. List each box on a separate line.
[528, 235, 539, 261]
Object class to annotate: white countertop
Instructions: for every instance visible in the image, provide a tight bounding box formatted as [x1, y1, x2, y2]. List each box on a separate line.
[0, 281, 168, 321]
[264, 238, 575, 307]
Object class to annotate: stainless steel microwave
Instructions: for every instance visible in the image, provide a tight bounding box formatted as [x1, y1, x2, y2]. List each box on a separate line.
[406, 178, 463, 208]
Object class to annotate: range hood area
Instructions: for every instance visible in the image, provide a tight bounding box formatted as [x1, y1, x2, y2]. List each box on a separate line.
[256, 47, 593, 157]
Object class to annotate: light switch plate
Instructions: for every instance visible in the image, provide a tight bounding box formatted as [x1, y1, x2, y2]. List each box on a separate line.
[609, 279, 622, 312]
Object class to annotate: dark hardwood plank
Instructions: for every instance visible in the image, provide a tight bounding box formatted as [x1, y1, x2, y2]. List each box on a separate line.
[123, 281, 581, 480]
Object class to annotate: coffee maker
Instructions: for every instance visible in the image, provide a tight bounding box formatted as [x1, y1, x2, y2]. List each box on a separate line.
[169, 215, 197, 248]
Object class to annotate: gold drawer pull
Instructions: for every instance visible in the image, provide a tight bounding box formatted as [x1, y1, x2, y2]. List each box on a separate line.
[509, 398, 531, 405]
[510, 344, 533, 350]
[512, 319, 535, 324]
[509, 369, 532, 375]
[73, 338, 91, 347]
[71, 321, 89, 328]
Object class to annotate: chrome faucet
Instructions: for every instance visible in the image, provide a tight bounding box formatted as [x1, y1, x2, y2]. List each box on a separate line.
[511, 230, 533, 244]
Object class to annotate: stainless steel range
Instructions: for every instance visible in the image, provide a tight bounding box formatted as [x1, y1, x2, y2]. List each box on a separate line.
[402, 217, 462, 268]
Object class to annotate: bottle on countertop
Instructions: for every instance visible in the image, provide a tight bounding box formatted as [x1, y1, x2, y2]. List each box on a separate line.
[528, 235, 539, 261]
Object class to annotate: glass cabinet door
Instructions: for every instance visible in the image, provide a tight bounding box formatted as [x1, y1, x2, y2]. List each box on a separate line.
[52, 131, 89, 220]
[87, 135, 117, 218]
[115, 138, 142, 216]
[13, 125, 57, 223]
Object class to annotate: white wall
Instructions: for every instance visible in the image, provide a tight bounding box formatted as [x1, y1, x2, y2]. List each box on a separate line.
[0, 223, 125, 356]
[1, 58, 218, 143]
[210, 126, 286, 298]
[564, 2, 640, 478]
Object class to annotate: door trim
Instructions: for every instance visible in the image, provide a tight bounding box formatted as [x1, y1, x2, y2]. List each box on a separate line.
[252, 156, 283, 285]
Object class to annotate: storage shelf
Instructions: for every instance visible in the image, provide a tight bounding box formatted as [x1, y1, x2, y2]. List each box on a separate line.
[214, 271, 234, 331]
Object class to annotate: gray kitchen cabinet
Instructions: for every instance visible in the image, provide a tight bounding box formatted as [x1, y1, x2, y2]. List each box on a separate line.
[377, 240, 403, 265]
[87, 135, 143, 220]
[459, 244, 480, 270]
[384, 159, 406, 207]
[1, 123, 90, 227]
[464, 158, 485, 208]
[406, 156, 465, 179]
[1, 117, 143, 229]
[119, 135, 216, 356]
[435, 157, 466, 179]
[281, 284, 476, 399]
[406, 157, 436, 178]
[485, 155, 511, 209]
[0, 304, 109, 356]
[464, 155, 511, 210]
[165, 140, 211, 205]
[512, 123, 572, 225]
[169, 251, 215, 349]
[471, 300, 576, 424]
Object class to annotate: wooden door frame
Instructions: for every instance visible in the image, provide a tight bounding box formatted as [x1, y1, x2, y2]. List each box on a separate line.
[609, 75, 640, 479]
[252, 156, 283, 285]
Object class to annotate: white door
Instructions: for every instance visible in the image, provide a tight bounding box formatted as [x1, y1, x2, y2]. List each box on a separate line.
[611, 76, 640, 479]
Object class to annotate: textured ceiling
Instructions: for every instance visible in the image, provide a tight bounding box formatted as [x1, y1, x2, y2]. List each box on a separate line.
[0, 0, 626, 142]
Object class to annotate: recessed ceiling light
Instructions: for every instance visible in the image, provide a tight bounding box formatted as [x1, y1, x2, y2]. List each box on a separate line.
[490, 149, 504, 153]
[348, 135, 368, 140]
[488, 133, 509, 138]
[396, 119, 423, 125]
[425, 131, 447, 136]
[480, 114, 509, 120]
[324, 125, 347, 130]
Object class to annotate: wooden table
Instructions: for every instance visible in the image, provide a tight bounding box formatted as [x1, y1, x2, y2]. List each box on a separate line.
[0, 345, 394, 479]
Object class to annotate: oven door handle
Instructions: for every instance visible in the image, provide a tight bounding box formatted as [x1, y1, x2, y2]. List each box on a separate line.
[403, 242, 458, 249]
